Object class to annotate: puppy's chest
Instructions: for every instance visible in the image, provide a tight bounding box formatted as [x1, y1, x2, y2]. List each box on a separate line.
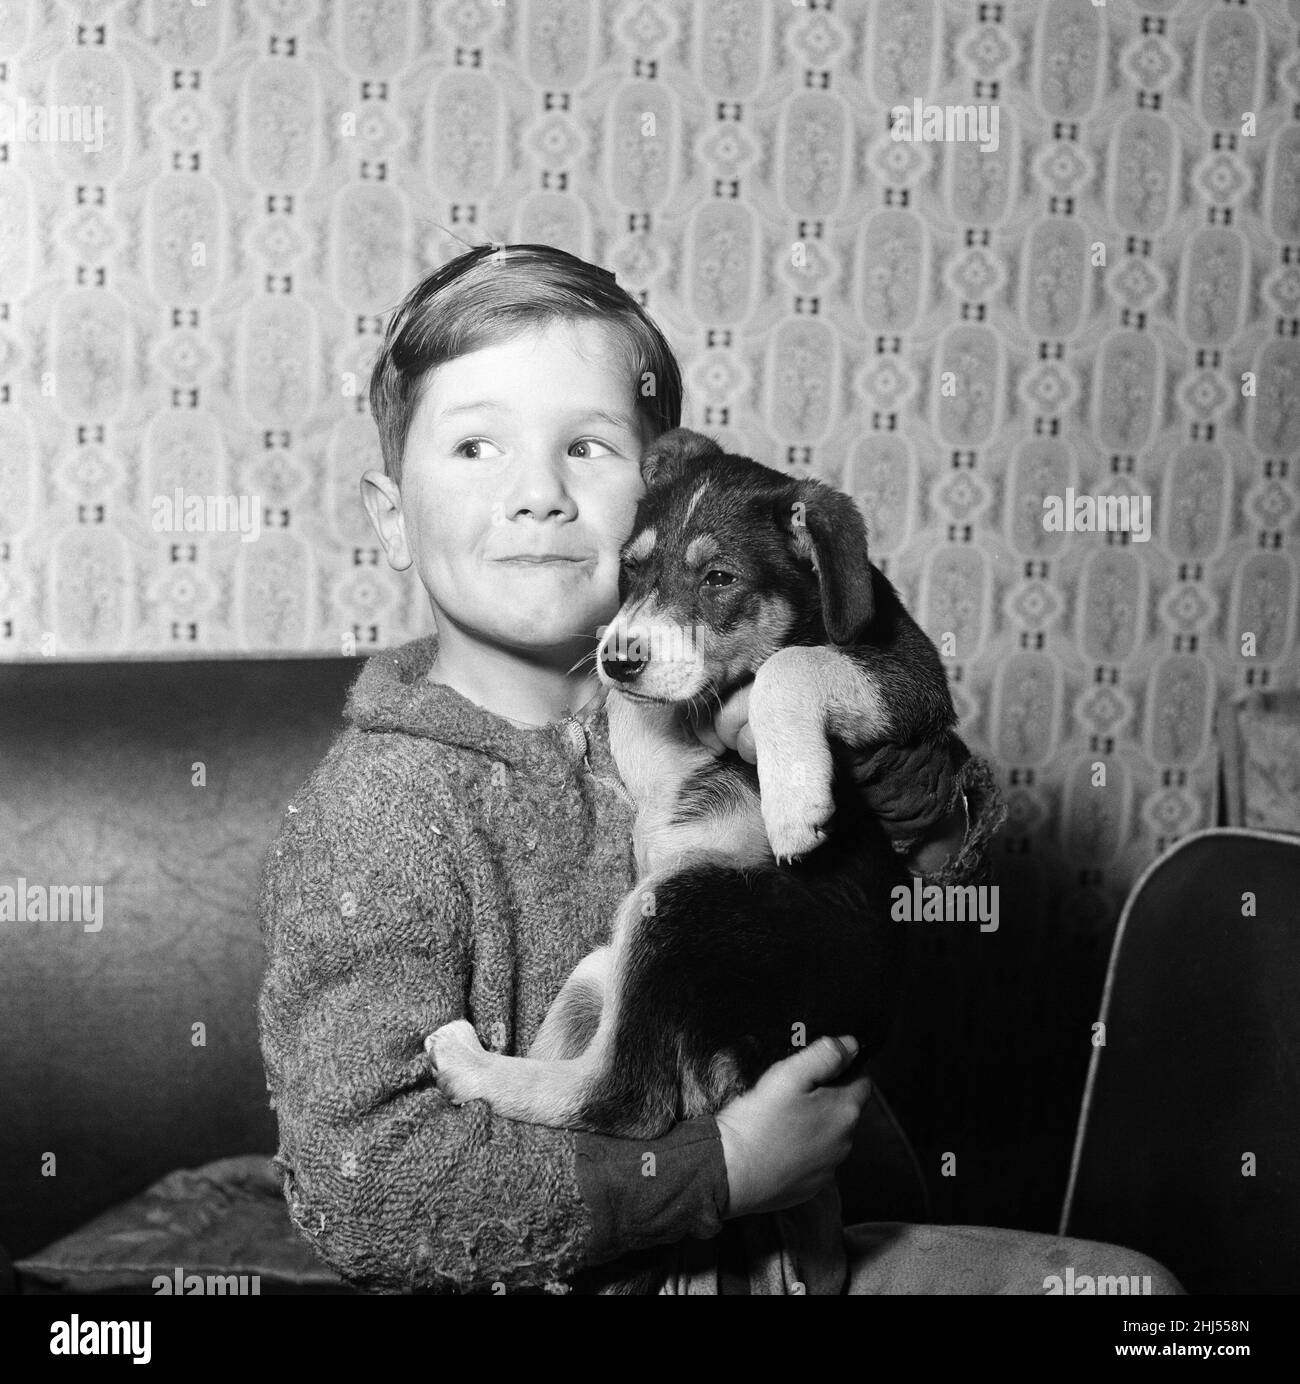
[607, 693, 773, 875]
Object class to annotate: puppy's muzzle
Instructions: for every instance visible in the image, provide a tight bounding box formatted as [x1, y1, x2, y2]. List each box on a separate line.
[597, 613, 706, 701]
[599, 647, 646, 684]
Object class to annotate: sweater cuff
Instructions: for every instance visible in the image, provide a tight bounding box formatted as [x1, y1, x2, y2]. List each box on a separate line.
[919, 754, 1008, 889]
[573, 1115, 730, 1267]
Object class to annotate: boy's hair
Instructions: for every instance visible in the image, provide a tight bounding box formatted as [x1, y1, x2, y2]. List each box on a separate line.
[368, 242, 684, 486]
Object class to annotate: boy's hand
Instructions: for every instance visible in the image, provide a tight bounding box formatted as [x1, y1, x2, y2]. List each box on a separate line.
[715, 1035, 870, 1219]
[689, 681, 757, 762]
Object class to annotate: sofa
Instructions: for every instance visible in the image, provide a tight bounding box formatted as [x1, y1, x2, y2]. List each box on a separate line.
[3, 657, 1295, 1294]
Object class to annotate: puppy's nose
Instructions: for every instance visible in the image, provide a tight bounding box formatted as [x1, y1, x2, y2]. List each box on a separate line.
[599, 649, 645, 683]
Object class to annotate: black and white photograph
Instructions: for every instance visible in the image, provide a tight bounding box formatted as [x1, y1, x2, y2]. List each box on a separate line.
[1, 0, 1298, 1355]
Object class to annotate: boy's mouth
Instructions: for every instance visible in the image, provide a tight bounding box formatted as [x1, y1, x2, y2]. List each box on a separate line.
[493, 554, 595, 565]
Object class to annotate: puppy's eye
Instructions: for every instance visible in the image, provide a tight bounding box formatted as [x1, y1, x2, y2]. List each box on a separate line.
[702, 570, 736, 588]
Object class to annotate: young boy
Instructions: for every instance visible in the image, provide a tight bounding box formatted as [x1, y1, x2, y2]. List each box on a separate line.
[257, 243, 1182, 1295]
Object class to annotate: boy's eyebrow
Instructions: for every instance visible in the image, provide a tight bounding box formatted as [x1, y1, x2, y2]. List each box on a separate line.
[438, 400, 639, 432]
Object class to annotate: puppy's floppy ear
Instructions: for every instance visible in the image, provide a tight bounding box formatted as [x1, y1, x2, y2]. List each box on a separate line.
[641, 427, 723, 488]
[782, 479, 876, 644]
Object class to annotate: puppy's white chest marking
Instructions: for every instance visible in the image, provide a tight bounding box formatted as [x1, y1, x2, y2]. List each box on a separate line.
[607, 692, 772, 875]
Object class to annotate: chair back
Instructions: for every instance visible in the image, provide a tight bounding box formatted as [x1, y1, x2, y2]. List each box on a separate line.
[1060, 828, 1300, 1293]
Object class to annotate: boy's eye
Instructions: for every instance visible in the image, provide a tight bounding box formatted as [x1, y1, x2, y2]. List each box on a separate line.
[453, 437, 501, 460]
[702, 570, 737, 588]
[569, 437, 617, 459]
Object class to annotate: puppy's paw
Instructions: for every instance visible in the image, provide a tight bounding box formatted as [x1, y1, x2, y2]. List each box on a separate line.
[425, 1019, 489, 1105]
[751, 732, 837, 862]
[762, 790, 835, 864]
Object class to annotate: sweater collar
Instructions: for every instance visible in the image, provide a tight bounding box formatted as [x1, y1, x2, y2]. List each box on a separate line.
[345, 634, 611, 776]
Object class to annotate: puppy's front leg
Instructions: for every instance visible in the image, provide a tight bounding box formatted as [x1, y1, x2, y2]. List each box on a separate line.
[528, 946, 611, 1061]
[425, 1021, 596, 1127]
[748, 646, 892, 862]
[425, 875, 659, 1127]
[424, 950, 611, 1111]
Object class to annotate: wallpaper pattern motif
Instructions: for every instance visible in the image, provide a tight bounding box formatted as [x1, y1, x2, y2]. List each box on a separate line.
[1, 0, 1298, 1223]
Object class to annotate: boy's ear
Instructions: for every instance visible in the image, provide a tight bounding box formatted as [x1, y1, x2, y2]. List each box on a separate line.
[641, 427, 723, 488]
[781, 479, 876, 645]
[360, 470, 412, 572]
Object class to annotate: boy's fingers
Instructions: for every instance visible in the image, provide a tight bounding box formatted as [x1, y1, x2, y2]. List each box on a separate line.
[688, 683, 755, 757]
[691, 720, 727, 756]
[822, 1064, 874, 1111]
[735, 723, 757, 764]
[709, 682, 753, 753]
[781, 1034, 860, 1091]
[839, 1069, 874, 1108]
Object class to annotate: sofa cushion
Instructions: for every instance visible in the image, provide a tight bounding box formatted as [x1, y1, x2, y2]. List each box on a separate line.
[15, 1154, 355, 1295]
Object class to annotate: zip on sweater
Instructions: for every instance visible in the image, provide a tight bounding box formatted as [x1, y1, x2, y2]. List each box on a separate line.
[556, 688, 637, 812]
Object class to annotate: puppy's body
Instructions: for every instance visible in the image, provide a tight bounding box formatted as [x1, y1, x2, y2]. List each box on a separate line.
[428, 430, 958, 1139]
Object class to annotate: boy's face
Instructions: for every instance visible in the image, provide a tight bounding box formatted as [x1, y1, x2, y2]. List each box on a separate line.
[369, 320, 647, 665]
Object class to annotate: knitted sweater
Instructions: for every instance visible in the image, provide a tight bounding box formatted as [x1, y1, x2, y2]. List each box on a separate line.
[257, 634, 1005, 1294]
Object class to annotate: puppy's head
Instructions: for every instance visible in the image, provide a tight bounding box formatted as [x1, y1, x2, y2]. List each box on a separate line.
[596, 427, 876, 705]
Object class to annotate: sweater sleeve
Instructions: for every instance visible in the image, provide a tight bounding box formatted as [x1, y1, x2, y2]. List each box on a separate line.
[257, 744, 729, 1292]
[918, 751, 1008, 889]
[573, 1117, 730, 1266]
[258, 754, 594, 1293]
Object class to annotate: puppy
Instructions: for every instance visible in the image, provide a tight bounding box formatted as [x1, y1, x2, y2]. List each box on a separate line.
[427, 428, 959, 1139]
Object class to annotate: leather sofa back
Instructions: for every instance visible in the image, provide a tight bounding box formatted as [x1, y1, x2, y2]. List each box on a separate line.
[0, 657, 361, 1258]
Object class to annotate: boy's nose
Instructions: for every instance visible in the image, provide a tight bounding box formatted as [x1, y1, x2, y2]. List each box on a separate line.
[506, 453, 579, 520]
